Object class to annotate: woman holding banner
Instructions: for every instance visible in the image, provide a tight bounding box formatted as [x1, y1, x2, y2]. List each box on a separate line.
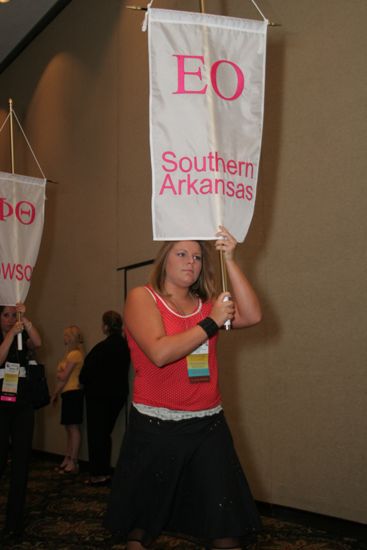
[105, 226, 262, 550]
[0, 303, 42, 542]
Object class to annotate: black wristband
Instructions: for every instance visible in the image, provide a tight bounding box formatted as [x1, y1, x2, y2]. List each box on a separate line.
[197, 317, 219, 339]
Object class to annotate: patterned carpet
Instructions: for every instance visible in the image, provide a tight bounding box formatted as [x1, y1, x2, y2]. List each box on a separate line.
[0, 453, 366, 549]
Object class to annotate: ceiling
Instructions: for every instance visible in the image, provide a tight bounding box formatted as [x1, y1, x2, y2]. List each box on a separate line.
[0, 0, 72, 74]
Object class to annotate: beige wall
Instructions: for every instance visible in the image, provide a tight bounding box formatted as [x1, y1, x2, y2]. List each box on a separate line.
[0, 0, 366, 524]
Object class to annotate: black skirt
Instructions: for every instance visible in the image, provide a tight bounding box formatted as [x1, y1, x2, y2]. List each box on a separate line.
[60, 389, 84, 425]
[105, 407, 261, 548]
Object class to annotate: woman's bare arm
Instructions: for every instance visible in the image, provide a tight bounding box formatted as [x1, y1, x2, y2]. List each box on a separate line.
[124, 287, 230, 367]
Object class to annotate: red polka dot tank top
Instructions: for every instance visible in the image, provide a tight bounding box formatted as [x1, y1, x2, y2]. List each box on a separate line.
[126, 286, 221, 411]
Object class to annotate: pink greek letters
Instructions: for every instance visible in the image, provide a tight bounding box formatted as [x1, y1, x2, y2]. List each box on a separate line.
[173, 55, 245, 100]
[0, 198, 36, 225]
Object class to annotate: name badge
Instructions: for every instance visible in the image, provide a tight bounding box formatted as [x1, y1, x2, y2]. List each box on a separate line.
[187, 341, 210, 383]
[1, 362, 20, 403]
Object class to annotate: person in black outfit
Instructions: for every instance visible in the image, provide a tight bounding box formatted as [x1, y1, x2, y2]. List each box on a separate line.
[0, 303, 42, 542]
[80, 310, 130, 486]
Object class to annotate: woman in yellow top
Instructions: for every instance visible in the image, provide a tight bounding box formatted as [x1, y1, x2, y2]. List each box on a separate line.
[51, 325, 84, 474]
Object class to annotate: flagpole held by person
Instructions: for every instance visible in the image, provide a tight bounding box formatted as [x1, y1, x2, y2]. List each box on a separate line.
[105, 225, 262, 550]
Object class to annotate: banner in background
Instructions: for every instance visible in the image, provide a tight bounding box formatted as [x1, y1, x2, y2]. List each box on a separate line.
[148, 8, 267, 242]
[0, 172, 46, 305]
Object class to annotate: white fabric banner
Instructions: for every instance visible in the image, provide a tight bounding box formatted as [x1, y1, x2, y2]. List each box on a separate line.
[148, 8, 267, 242]
[0, 172, 46, 305]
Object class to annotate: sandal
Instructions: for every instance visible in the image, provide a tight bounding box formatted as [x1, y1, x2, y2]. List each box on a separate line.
[54, 457, 71, 472]
[62, 459, 79, 475]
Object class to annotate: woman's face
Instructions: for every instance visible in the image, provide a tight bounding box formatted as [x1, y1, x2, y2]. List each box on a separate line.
[63, 330, 70, 345]
[0, 306, 17, 334]
[165, 241, 203, 288]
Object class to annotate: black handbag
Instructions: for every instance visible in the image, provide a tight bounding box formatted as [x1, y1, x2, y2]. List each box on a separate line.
[27, 362, 50, 409]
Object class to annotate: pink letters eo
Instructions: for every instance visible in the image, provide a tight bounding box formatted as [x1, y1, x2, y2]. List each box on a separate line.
[173, 55, 245, 101]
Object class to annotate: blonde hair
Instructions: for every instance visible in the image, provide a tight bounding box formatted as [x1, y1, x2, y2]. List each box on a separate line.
[64, 325, 84, 352]
[149, 240, 217, 301]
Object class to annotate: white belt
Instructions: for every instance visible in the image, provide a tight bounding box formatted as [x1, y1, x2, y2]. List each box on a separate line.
[0, 366, 26, 379]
